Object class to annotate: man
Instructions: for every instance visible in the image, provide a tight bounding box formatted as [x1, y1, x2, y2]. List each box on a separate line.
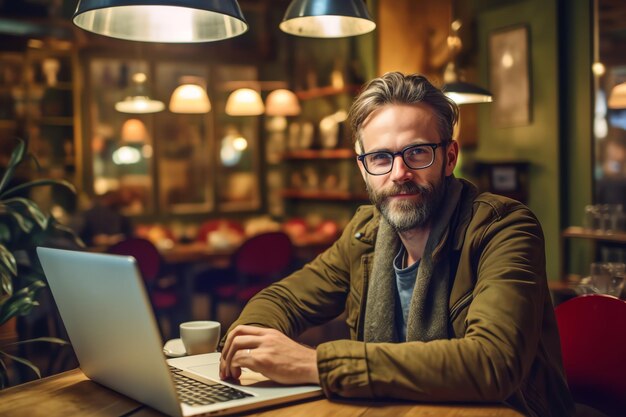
[219, 73, 574, 417]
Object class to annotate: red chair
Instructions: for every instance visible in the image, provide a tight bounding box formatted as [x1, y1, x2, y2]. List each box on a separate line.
[211, 232, 294, 319]
[555, 294, 626, 417]
[107, 238, 179, 339]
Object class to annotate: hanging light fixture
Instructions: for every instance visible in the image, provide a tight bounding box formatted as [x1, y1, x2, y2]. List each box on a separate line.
[115, 73, 165, 114]
[442, 19, 492, 105]
[225, 88, 265, 116]
[169, 81, 211, 114]
[265, 89, 301, 116]
[72, 0, 248, 43]
[608, 82, 626, 110]
[280, 0, 376, 38]
[121, 118, 149, 142]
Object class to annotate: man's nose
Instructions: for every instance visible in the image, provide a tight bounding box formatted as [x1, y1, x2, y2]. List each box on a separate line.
[389, 154, 413, 182]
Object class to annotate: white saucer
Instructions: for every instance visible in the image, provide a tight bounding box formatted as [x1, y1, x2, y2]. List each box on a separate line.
[163, 338, 186, 358]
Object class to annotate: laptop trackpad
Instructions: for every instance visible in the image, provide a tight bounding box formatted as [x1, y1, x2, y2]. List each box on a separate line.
[189, 364, 274, 387]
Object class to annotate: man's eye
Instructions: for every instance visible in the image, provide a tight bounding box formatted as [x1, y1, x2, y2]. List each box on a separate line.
[370, 153, 391, 162]
[407, 147, 427, 156]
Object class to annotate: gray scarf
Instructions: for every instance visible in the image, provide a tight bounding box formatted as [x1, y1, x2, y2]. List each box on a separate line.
[363, 178, 463, 342]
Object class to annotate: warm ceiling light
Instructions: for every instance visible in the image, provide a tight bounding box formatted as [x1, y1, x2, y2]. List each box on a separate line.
[115, 73, 165, 114]
[444, 82, 493, 105]
[280, 0, 376, 38]
[265, 89, 301, 116]
[225, 88, 264, 116]
[608, 82, 626, 110]
[72, 0, 248, 43]
[169, 84, 211, 114]
[442, 20, 492, 105]
[121, 119, 149, 143]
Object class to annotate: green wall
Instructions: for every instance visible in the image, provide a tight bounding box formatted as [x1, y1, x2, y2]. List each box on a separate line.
[473, 0, 562, 279]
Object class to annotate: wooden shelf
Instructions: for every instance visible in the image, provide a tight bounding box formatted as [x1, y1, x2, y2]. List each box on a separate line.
[295, 85, 361, 101]
[282, 149, 355, 160]
[562, 226, 626, 244]
[281, 189, 369, 201]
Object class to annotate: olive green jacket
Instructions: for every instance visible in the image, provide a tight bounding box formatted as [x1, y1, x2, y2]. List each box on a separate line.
[225, 179, 574, 417]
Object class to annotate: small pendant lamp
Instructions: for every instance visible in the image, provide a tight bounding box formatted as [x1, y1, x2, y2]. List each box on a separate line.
[280, 0, 376, 38]
[72, 0, 248, 43]
[115, 73, 165, 114]
[169, 83, 212, 114]
[225, 88, 265, 116]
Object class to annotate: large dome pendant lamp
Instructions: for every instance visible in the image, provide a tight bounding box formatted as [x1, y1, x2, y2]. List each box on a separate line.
[72, 0, 248, 43]
[280, 0, 376, 38]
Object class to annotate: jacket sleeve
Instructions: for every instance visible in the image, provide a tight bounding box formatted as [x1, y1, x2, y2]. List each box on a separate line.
[317, 204, 547, 402]
[220, 213, 359, 345]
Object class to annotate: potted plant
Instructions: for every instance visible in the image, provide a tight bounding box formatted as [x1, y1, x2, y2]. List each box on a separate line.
[0, 138, 83, 388]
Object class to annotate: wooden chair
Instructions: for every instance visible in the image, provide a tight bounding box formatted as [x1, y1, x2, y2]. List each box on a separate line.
[555, 294, 626, 417]
[107, 238, 179, 340]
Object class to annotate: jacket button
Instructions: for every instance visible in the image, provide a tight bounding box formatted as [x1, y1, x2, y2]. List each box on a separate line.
[354, 232, 363, 239]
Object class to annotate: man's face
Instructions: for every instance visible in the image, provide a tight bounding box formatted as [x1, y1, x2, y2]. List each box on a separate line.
[357, 103, 459, 232]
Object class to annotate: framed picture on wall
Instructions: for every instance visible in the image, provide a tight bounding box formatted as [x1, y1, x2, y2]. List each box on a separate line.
[489, 25, 531, 127]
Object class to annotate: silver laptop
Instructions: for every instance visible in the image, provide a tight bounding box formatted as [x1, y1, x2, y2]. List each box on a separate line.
[37, 247, 322, 417]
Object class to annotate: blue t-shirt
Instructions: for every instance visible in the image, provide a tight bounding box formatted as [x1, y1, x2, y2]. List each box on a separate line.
[393, 246, 419, 341]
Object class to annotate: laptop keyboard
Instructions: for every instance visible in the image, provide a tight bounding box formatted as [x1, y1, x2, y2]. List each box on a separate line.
[170, 366, 253, 407]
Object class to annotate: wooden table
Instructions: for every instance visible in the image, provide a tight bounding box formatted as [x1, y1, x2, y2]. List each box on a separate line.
[0, 369, 524, 417]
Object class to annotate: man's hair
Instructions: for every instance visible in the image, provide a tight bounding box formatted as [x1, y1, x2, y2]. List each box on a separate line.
[349, 72, 459, 153]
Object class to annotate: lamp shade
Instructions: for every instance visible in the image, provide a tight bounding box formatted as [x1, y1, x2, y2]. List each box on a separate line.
[121, 118, 149, 142]
[443, 81, 493, 105]
[280, 0, 376, 38]
[225, 88, 264, 116]
[115, 72, 165, 114]
[265, 89, 301, 116]
[608, 82, 626, 110]
[72, 0, 248, 43]
[169, 84, 211, 114]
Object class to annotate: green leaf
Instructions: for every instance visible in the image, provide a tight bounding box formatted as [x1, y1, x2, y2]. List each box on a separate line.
[4, 336, 68, 347]
[0, 222, 10, 243]
[0, 267, 13, 297]
[0, 179, 76, 199]
[2, 198, 48, 229]
[0, 244, 17, 276]
[50, 221, 86, 248]
[2, 209, 34, 235]
[0, 139, 26, 195]
[0, 350, 41, 379]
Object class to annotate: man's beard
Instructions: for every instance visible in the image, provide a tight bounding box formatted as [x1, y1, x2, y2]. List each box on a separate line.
[367, 178, 446, 232]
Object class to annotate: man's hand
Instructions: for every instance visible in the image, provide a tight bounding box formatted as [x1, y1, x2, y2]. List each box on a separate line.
[219, 325, 319, 385]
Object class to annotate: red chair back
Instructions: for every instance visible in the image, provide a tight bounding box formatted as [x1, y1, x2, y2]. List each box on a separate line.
[107, 238, 161, 282]
[234, 232, 293, 279]
[555, 294, 626, 416]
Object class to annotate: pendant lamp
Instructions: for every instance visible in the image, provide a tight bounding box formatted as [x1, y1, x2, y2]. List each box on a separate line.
[280, 0, 376, 38]
[225, 88, 264, 116]
[442, 19, 492, 105]
[608, 82, 626, 110]
[115, 73, 165, 114]
[265, 89, 301, 116]
[72, 0, 248, 43]
[169, 83, 211, 114]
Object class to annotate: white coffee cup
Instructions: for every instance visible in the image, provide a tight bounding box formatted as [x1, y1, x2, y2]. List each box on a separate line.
[180, 321, 221, 355]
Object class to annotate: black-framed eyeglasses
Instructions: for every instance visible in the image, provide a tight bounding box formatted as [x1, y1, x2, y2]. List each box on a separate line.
[357, 143, 445, 176]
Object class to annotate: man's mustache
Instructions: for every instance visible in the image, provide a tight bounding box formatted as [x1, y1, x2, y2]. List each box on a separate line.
[378, 182, 432, 199]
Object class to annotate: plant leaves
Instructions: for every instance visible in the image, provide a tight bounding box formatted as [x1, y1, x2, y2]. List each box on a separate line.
[0, 244, 17, 276]
[50, 221, 86, 248]
[0, 350, 41, 379]
[0, 139, 26, 195]
[4, 336, 68, 347]
[0, 267, 13, 298]
[0, 179, 76, 199]
[1, 209, 34, 236]
[2, 198, 48, 229]
[0, 282, 44, 324]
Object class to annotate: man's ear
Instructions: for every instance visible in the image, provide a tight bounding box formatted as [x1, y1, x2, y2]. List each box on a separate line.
[445, 140, 459, 176]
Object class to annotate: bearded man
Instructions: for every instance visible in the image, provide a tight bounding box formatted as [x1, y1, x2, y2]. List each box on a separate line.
[219, 72, 574, 417]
